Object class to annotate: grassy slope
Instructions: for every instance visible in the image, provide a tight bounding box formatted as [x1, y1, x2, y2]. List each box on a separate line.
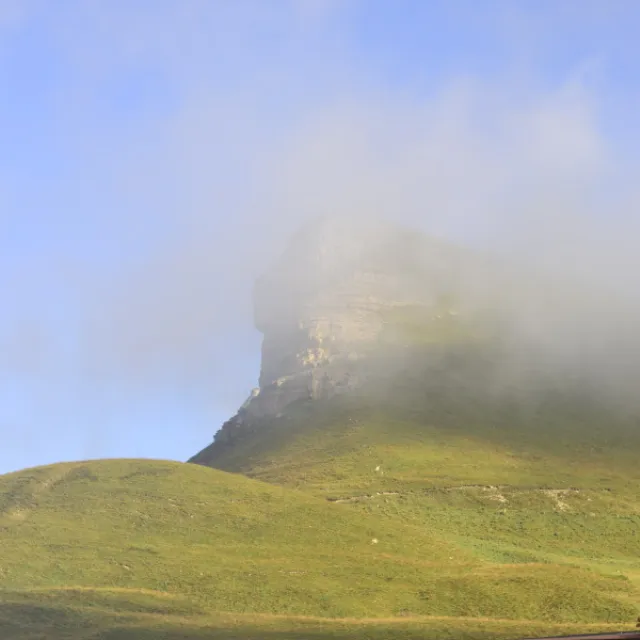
[198, 388, 640, 621]
[0, 458, 638, 639]
[200, 388, 640, 496]
[0, 458, 475, 618]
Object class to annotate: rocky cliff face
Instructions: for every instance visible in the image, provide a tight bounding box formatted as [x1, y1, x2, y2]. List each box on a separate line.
[190, 216, 637, 464]
[191, 216, 481, 456]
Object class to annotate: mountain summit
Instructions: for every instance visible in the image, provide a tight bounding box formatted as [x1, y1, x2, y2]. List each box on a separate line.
[190, 216, 486, 460]
[189, 216, 640, 470]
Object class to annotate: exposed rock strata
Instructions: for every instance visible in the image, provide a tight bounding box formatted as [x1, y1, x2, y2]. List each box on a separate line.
[189, 216, 638, 465]
[192, 216, 476, 455]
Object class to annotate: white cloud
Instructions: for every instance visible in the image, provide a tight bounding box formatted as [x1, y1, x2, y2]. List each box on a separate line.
[3, 0, 640, 405]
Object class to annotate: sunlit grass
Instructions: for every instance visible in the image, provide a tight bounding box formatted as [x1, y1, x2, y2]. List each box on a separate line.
[0, 457, 638, 632]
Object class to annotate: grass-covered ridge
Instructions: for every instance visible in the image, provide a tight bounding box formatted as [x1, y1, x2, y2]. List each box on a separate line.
[200, 387, 640, 496]
[197, 387, 640, 623]
[0, 457, 638, 637]
[0, 458, 472, 618]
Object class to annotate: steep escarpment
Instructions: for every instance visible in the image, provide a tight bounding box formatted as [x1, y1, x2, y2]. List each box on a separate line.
[190, 215, 640, 468]
[190, 217, 491, 460]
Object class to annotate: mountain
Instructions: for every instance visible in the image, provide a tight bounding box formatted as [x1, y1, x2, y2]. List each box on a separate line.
[190, 215, 640, 470]
[191, 215, 501, 460]
[2, 217, 639, 640]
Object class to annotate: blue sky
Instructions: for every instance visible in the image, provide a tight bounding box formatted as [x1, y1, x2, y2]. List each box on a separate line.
[1, 0, 639, 475]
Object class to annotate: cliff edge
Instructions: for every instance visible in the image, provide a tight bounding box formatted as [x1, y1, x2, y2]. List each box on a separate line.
[189, 216, 485, 461]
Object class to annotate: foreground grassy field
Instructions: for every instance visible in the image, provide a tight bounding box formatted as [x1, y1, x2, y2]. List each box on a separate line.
[0, 459, 479, 618]
[0, 456, 638, 638]
[2, 587, 637, 640]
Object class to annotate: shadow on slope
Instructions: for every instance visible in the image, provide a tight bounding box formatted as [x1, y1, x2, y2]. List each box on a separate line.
[0, 589, 637, 640]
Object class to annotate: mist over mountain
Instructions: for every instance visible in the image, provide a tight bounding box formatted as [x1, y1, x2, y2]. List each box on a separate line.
[2, 4, 640, 638]
[4, 0, 640, 473]
[191, 215, 640, 464]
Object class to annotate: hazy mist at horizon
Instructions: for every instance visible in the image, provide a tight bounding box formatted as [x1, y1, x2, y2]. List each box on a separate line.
[1, 0, 640, 474]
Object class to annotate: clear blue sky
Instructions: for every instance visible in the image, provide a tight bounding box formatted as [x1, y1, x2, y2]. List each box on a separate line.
[1, 0, 639, 475]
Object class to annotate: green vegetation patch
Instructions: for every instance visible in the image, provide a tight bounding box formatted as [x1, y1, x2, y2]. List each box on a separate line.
[0, 458, 638, 628]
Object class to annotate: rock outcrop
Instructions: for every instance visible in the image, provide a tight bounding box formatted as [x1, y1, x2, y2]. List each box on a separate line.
[191, 216, 480, 455]
[189, 215, 639, 464]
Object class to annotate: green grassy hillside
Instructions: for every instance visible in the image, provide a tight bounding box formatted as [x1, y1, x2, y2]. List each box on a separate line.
[194, 387, 640, 623]
[0, 458, 638, 639]
[0, 458, 475, 617]
[197, 385, 640, 496]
